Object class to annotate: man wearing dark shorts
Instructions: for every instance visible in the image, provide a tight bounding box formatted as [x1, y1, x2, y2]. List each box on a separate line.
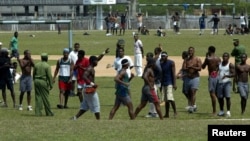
[0, 48, 16, 107]
[109, 59, 135, 120]
[134, 58, 163, 120]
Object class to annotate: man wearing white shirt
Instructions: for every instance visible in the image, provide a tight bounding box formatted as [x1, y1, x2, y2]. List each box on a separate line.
[114, 48, 134, 78]
[68, 43, 80, 96]
[133, 33, 144, 77]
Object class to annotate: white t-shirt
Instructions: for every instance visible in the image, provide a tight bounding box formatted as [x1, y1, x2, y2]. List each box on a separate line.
[113, 56, 134, 78]
[69, 50, 78, 64]
[134, 39, 143, 54]
[240, 16, 246, 25]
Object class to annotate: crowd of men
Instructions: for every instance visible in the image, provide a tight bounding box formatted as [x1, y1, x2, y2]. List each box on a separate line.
[0, 30, 249, 120]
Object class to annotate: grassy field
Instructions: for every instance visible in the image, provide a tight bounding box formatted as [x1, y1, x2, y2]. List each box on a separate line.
[0, 29, 250, 141]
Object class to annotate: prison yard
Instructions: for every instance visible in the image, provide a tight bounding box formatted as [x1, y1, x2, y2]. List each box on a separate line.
[0, 29, 250, 141]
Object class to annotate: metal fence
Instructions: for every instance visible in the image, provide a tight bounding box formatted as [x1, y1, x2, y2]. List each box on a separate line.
[0, 0, 83, 5]
[0, 15, 238, 31]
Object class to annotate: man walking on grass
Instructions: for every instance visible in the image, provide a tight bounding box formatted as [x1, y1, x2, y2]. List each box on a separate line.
[201, 46, 221, 115]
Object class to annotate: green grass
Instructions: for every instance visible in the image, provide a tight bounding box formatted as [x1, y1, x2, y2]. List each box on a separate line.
[1, 30, 250, 141]
[0, 29, 249, 57]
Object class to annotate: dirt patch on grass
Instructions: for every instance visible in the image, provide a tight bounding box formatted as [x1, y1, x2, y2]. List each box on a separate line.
[25, 55, 239, 77]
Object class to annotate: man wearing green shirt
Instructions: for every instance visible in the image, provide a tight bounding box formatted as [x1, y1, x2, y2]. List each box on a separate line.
[33, 53, 54, 116]
[231, 38, 245, 65]
[9, 31, 19, 58]
[231, 38, 246, 93]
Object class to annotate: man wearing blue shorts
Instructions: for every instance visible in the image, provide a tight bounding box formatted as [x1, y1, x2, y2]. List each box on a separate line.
[183, 47, 202, 113]
[202, 46, 221, 115]
[235, 53, 250, 115]
[17, 50, 35, 111]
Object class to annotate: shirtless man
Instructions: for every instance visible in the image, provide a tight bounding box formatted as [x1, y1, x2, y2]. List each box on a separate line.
[71, 56, 102, 120]
[136, 13, 144, 33]
[235, 53, 250, 115]
[183, 47, 202, 113]
[17, 50, 35, 111]
[134, 58, 163, 120]
[202, 46, 221, 115]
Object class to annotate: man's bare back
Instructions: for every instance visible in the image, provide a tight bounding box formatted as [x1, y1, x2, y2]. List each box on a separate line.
[202, 55, 221, 75]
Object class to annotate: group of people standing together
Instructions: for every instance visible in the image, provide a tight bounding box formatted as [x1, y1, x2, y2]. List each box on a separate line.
[178, 38, 249, 117]
[110, 35, 249, 119]
[1, 31, 249, 120]
[105, 10, 127, 36]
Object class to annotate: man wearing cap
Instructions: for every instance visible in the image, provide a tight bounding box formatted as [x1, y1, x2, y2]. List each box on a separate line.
[53, 48, 74, 109]
[231, 38, 246, 92]
[231, 38, 245, 65]
[133, 33, 144, 77]
[33, 53, 54, 116]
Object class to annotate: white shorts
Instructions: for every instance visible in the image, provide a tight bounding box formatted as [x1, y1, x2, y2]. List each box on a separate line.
[80, 92, 100, 113]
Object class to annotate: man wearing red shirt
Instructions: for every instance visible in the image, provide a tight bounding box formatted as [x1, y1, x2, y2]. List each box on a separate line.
[75, 48, 109, 102]
[75, 50, 89, 102]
